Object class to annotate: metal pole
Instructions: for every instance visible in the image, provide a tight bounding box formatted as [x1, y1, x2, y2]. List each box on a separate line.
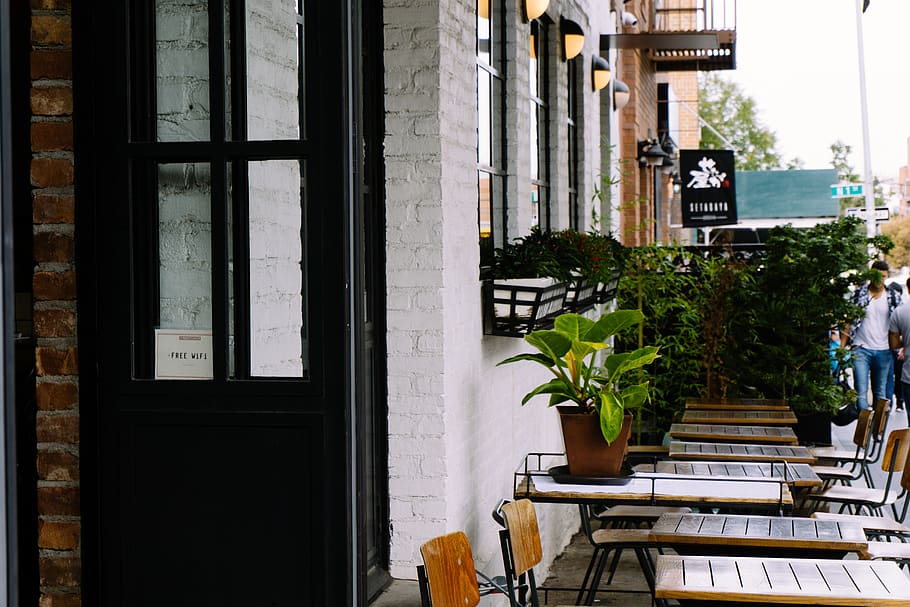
[855, 0, 875, 238]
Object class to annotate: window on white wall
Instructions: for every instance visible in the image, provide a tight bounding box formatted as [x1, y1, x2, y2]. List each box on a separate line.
[477, 0, 506, 266]
[567, 56, 579, 230]
[529, 19, 549, 231]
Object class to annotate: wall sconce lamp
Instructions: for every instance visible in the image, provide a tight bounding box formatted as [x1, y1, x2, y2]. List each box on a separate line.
[561, 18, 585, 60]
[525, 0, 549, 20]
[621, 11, 638, 27]
[612, 79, 630, 110]
[638, 138, 670, 167]
[592, 56, 611, 91]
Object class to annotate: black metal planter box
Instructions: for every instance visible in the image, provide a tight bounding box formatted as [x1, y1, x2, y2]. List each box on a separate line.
[483, 278, 568, 337]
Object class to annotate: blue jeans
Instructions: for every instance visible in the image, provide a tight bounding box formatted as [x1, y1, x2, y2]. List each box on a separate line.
[852, 348, 893, 410]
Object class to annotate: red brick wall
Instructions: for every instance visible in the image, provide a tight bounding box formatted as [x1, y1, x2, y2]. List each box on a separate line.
[31, 0, 80, 605]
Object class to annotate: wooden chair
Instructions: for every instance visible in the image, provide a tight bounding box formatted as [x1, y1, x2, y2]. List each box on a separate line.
[810, 408, 873, 488]
[417, 531, 481, 607]
[494, 499, 581, 607]
[574, 503, 659, 605]
[811, 398, 890, 488]
[808, 427, 910, 516]
[417, 531, 510, 607]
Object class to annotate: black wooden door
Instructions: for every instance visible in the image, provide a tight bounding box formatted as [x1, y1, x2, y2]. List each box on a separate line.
[75, 1, 363, 605]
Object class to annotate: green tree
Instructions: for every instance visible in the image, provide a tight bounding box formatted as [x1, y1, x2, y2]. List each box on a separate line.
[830, 140, 862, 212]
[882, 214, 910, 269]
[830, 140, 886, 212]
[697, 73, 794, 170]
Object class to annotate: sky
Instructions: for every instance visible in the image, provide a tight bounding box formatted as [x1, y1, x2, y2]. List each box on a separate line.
[718, 0, 910, 180]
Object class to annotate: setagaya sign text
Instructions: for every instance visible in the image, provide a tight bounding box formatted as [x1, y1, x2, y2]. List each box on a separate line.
[679, 149, 737, 228]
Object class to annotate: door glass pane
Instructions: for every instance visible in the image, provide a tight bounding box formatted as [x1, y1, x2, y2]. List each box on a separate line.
[244, 0, 305, 140]
[248, 159, 308, 377]
[156, 162, 214, 380]
[156, 0, 211, 141]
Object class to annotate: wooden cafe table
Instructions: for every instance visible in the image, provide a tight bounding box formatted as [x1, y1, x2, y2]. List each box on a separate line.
[638, 460, 822, 490]
[669, 441, 816, 464]
[649, 512, 867, 558]
[681, 408, 798, 425]
[669, 423, 799, 445]
[513, 454, 792, 514]
[655, 554, 910, 606]
[685, 397, 791, 411]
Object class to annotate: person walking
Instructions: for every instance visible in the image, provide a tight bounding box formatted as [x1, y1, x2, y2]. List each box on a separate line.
[843, 260, 902, 411]
[890, 281, 906, 410]
[889, 276, 910, 418]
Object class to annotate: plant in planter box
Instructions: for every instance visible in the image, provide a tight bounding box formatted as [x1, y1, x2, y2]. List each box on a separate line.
[498, 310, 659, 475]
[546, 229, 626, 307]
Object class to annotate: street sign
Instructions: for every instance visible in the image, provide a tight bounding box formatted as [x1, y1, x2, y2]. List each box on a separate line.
[844, 206, 889, 221]
[831, 183, 864, 198]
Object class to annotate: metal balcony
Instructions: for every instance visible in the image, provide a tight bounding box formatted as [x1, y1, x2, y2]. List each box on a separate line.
[602, 0, 736, 72]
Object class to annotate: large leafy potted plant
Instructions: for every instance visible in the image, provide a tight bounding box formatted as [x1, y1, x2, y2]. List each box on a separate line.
[498, 310, 659, 475]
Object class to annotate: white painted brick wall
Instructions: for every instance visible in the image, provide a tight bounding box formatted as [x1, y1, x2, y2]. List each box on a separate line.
[384, 0, 613, 583]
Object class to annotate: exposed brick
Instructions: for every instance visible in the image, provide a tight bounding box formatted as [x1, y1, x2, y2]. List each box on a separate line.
[30, 87, 73, 117]
[31, 50, 72, 80]
[31, 15, 72, 47]
[34, 309, 77, 338]
[31, 0, 73, 9]
[39, 593, 81, 607]
[34, 193, 75, 224]
[35, 346, 78, 376]
[36, 413, 79, 444]
[36, 381, 78, 411]
[37, 450, 80, 482]
[30, 157, 74, 188]
[33, 271, 76, 301]
[34, 231, 75, 264]
[38, 520, 80, 550]
[37, 486, 80, 516]
[39, 556, 81, 587]
[32, 122, 73, 151]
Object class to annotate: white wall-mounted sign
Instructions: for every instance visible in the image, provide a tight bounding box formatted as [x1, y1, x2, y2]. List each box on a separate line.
[154, 329, 214, 380]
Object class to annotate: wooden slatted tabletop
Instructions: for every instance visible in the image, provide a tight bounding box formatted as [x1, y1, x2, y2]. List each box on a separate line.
[640, 460, 821, 488]
[669, 441, 816, 463]
[655, 555, 910, 606]
[649, 513, 867, 555]
[685, 397, 791, 411]
[669, 423, 799, 444]
[681, 409, 798, 425]
[513, 471, 792, 512]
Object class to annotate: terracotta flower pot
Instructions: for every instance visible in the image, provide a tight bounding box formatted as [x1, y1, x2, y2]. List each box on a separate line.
[558, 407, 633, 476]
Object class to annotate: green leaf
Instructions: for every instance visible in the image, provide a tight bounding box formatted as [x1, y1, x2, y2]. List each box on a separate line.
[554, 313, 595, 341]
[520, 378, 576, 406]
[524, 330, 572, 363]
[599, 392, 624, 444]
[619, 383, 650, 410]
[605, 346, 660, 382]
[497, 352, 558, 368]
[592, 309, 644, 341]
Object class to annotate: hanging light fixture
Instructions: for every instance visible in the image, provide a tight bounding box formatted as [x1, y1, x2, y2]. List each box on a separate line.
[638, 138, 670, 167]
[561, 18, 584, 61]
[591, 55, 611, 91]
[525, 0, 549, 20]
[612, 79, 630, 110]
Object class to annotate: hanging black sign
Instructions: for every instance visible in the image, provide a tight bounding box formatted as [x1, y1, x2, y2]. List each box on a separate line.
[680, 149, 737, 228]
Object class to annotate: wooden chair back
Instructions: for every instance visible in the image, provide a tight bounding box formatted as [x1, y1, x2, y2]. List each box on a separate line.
[852, 408, 873, 449]
[419, 531, 481, 607]
[869, 398, 891, 457]
[502, 498, 544, 578]
[872, 398, 891, 438]
[880, 428, 910, 473]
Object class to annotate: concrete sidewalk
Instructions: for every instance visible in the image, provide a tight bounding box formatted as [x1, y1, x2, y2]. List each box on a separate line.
[370, 408, 909, 606]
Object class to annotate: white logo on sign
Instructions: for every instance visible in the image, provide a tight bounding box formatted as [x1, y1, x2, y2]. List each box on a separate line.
[687, 156, 726, 189]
